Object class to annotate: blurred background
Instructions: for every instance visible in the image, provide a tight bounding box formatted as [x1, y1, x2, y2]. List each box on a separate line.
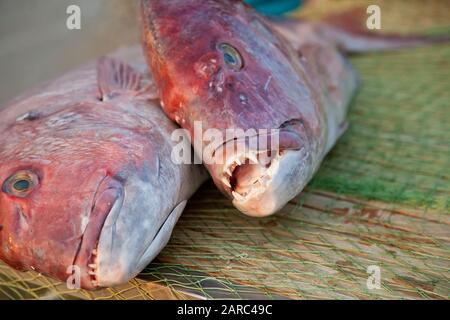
[0, 0, 140, 105]
[0, 0, 302, 106]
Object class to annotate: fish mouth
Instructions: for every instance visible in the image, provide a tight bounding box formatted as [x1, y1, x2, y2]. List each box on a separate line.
[219, 144, 284, 214]
[223, 150, 279, 199]
[214, 125, 307, 217]
[72, 175, 124, 290]
[91, 196, 186, 288]
[224, 149, 309, 217]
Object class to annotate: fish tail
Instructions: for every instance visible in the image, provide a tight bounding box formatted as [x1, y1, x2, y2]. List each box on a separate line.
[316, 6, 450, 53]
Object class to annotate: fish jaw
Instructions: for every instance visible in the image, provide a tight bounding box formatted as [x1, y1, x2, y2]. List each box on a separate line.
[71, 175, 124, 290]
[231, 149, 311, 217]
[204, 119, 316, 217]
[209, 132, 311, 217]
[92, 174, 186, 288]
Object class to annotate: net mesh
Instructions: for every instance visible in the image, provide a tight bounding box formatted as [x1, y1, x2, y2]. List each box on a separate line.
[1, 0, 449, 300]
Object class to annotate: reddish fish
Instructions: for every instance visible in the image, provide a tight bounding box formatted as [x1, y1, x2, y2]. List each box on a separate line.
[141, 0, 446, 217]
[0, 47, 207, 290]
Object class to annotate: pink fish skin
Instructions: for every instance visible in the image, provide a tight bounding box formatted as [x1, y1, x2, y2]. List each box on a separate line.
[0, 47, 207, 290]
[140, 0, 354, 216]
[141, 0, 447, 217]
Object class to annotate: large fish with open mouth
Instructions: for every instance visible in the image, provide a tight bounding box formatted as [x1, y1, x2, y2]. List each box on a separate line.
[141, 0, 447, 217]
[0, 46, 207, 290]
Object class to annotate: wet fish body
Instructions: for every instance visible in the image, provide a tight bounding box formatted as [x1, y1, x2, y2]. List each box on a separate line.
[140, 0, 445, 217]
[0, 46, 207, 289]
[141, 0, 357, 216]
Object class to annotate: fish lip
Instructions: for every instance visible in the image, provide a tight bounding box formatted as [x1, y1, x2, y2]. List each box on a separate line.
[231, 149, 308, 217]
[93, 199, 185, 289]
[71, 175, 124, 290]
[214, 130, 306, 217]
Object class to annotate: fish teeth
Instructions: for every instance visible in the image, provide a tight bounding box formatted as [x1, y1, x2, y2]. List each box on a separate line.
[262, 175, 272, 184]
[92, 249, 98, 256]
[247, 153, 258, 164]
[235, 158, 242, 166]
[222, 178, 231, 188]
[88, 264, 97, 269]
[92, 280, 98, 287]
[88, 270, 97, 276]
[232, 191, 245, 201]
[226, 167, 233, 176]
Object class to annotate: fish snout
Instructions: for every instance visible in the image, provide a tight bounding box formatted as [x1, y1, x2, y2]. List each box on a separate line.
[211, 122, 310, 217]
[232, 149, 311, 217]
[92, 187, 186, 288]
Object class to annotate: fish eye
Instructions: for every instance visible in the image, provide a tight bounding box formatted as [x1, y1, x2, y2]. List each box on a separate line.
[14, 180, 30, 191]
[218, 43, 244, 71]
[2, 170, 39, 198]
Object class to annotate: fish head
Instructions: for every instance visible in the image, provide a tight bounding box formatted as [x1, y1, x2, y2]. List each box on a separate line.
[0, 97, 180, 289]
[141, 0, 304, 122]
[141, 0, 324, 216]
[207, 120, 316, 217]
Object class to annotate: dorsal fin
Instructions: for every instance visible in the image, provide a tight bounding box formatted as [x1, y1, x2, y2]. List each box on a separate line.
[97, 57, 142, 101]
